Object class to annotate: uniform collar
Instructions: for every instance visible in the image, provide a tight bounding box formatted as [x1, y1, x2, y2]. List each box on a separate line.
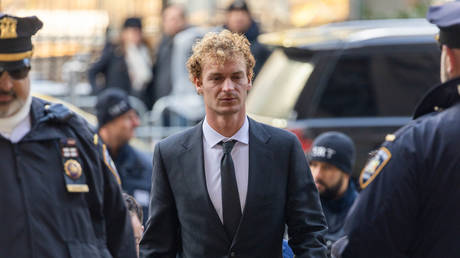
[413, 76, 460, 119]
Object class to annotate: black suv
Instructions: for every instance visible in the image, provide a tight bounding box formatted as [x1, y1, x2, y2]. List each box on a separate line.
[247, 19, 441, 179]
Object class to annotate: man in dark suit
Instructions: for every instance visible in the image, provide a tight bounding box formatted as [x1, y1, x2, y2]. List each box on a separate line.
[140, 30, 327, 258]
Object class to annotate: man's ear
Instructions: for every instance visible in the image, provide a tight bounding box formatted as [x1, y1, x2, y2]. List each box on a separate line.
[445, 46, 456, 76]
[450, 48, 460, 78]
[194, 77, 203, 95]
[247, 76, 252, 91]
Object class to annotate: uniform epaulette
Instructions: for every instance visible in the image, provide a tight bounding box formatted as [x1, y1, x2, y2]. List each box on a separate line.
[42, 103, 74, 123]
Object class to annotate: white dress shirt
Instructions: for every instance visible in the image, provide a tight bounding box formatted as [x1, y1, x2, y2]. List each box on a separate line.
[202, 116, 249, 223]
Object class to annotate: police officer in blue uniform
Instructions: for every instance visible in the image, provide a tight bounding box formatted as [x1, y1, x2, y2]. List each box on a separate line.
[0, 14, 136, 257]
[332, 2, 460, 257]
[96, 88, 152, 224]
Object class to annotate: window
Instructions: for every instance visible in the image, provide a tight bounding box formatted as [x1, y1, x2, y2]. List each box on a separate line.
[247, 49, 314, 119]
[313, 46, 440, 118]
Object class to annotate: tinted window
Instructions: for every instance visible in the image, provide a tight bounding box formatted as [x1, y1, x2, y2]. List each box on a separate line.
[313, 47, 440, 118]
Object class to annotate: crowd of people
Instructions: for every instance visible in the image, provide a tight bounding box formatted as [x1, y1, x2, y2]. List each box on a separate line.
[1, 0, 460, 258]
[88, 1, 270, 126]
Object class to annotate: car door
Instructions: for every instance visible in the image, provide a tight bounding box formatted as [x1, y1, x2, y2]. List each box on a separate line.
[296, 43, 440, 179]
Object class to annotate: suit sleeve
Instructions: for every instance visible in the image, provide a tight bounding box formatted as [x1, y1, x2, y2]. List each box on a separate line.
[338, 132, 419, 257]
[286, 136, 328, 258]
[140, 143, 179, 258]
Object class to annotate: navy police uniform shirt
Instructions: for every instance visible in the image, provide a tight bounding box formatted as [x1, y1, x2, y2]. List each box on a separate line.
[335, 77, 460, 257]
[0, 97, 136, 258]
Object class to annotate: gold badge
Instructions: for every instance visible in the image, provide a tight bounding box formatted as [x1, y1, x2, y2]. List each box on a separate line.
[64, 159, 82, 180]
[0, 17, 18, 39]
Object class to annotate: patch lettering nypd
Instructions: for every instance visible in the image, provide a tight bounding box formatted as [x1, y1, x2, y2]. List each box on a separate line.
[359, 147, 392, 189]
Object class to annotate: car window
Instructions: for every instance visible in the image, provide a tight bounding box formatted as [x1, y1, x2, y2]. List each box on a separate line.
[247, 49, 314, 119]
[312, 47, 440, 118]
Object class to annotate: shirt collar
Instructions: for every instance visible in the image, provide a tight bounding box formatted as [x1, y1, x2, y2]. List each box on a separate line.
[202, 116, 249, 148]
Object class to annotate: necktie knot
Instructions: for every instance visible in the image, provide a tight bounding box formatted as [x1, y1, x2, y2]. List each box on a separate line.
[221, 140, 237, 154]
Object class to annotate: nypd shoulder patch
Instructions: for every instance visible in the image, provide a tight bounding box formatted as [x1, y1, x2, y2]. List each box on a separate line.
[102, 143, 122, 185]
[359, 147, 392, 189]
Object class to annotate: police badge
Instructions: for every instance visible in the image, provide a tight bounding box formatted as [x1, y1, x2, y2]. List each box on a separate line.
[61, 138, 89, 193]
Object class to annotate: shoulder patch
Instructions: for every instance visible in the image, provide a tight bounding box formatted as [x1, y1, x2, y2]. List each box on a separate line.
[102, 143, 122, 185]
[359, 147, 392, 189]
[93, 134, 99, 145]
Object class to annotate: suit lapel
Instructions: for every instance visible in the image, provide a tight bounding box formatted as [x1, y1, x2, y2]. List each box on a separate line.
[232, 118, 273, 247]
[179, 122, 230, 243]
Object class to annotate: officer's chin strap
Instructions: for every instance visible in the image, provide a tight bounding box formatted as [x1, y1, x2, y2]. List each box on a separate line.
[39, 103, 74, 124]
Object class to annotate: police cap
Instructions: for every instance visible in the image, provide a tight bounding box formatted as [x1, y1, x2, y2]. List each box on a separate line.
[0, 14, 42, 70]
[427, 1, 460, 49]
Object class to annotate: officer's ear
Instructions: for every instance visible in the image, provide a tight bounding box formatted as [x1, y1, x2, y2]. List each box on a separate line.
[444, 46, 459, 77]
[448, 47, 460, 78]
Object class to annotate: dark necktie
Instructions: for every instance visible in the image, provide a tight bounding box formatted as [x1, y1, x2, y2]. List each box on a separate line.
[220, 140, 241, 239]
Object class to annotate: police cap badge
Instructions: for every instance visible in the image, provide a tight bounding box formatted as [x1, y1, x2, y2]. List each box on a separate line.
[0, 14, 42, 69]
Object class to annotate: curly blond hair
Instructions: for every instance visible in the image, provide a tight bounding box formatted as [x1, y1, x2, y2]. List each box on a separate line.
[186, 30, 255, 82]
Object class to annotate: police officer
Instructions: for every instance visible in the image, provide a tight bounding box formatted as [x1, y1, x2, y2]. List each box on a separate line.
[332, 2, 460, 257]
[96, 88, 152, 224]
[0, 14, 136, 257]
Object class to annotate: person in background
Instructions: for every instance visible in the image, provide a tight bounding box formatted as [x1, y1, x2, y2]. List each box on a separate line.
[332, 2, 460, 257]
[0, 14, 136, 257]
[88, 17, 153, 108]
[151, 4, 188, 108]
[308, 132, 358, 254]
[123, 193, 144, 257]
[150, 3, 208, 126]
[140, 29, 327, 258]
[224, 0, 271, 79]
[96, 88, 152, 223]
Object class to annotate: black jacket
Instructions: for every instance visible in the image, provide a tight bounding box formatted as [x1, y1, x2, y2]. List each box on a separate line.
[337, 77, 460, 257]
[0, 97, 136, 258]
[112, 144, 152, 224]
[88, 42, 132, 94]
[88, 42, 153, 108]
[321, 182, 357, 245]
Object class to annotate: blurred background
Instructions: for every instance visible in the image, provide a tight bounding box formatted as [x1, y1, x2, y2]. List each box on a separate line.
[2, 0, 433, 83]
[0, 0, 442, 157]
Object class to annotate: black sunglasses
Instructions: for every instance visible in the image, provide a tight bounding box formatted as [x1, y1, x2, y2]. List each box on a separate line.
[0, 66, 31, 80]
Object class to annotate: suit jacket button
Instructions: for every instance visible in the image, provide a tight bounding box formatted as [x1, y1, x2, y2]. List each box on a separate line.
[230, 251, 236, 257]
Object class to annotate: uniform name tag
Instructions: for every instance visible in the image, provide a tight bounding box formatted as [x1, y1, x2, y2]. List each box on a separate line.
[61, 138, 89, 193]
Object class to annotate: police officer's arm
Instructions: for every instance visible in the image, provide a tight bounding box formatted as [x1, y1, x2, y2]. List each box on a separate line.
[100, 155, 138, 258]
[339, 129, 419, 257]
[88, 43, 112, 93]
[286, 136, 328, 258]
[140, 142, 179, 257]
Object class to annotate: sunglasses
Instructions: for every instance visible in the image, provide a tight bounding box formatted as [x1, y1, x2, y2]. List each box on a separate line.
[0, 66, 31, 80]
